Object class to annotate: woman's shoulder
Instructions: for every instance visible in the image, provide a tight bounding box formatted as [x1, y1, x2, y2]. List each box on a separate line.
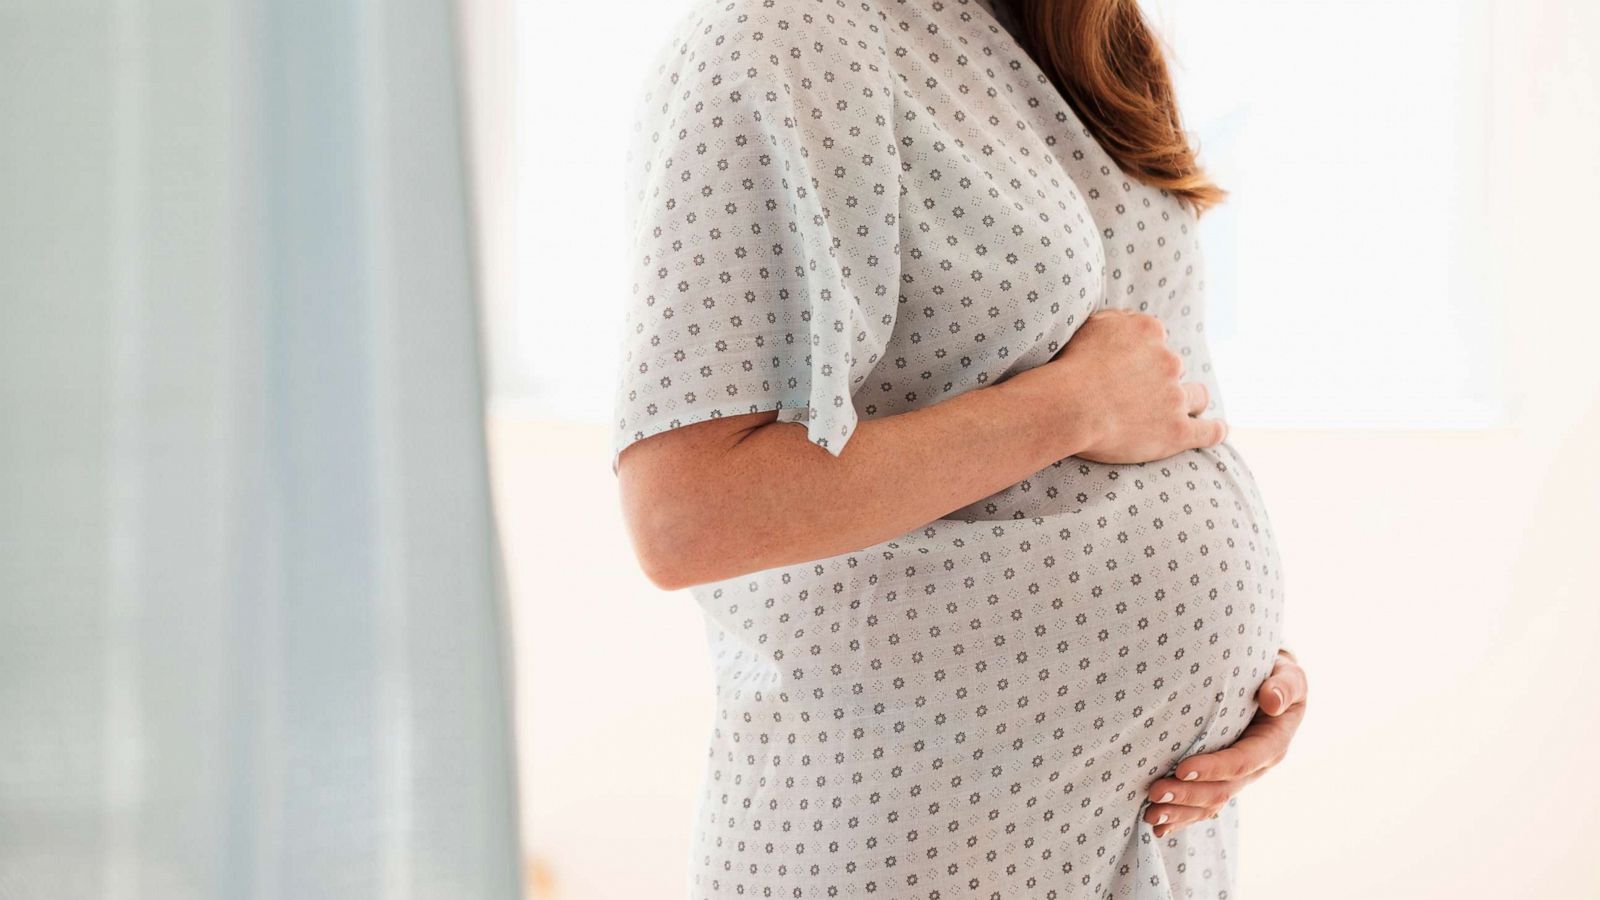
[628, 0, 899, 140]
[665, 0, 894, 69]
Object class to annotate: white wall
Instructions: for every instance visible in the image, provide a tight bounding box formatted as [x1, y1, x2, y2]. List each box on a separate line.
[486, 1, 1600, 896]
[1150, 0, 1503, 428]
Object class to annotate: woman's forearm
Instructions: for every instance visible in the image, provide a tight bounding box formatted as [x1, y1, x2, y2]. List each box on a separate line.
[618, 309, 1227, 591]
[616, 372, 1092, 591]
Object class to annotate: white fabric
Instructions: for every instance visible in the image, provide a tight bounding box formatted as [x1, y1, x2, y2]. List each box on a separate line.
[612, 0, 1287, 897]
[0, 2, 521, 898]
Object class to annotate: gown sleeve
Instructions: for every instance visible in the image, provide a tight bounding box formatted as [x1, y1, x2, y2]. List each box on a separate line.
[610, 1, 902, 474]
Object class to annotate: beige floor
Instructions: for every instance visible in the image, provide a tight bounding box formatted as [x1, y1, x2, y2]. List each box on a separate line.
[491, 407, 1600, 899]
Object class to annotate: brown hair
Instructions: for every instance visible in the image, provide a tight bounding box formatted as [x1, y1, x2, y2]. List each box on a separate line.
[995, 0, 1226, 215]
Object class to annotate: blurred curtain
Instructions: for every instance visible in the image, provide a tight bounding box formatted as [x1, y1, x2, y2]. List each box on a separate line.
[0, 1, 522, 898]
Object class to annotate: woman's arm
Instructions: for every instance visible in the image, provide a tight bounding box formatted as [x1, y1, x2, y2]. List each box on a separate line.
[617, 309, 1229, 590]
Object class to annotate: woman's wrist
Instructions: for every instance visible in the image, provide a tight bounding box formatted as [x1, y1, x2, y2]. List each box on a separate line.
[999, 361, 1103, 464]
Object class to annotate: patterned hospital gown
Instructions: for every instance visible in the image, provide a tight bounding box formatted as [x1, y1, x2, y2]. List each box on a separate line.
[610, 0, 1288, 896]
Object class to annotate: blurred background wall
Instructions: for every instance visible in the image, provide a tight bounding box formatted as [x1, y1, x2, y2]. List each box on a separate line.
[482, 0, 1600, 897]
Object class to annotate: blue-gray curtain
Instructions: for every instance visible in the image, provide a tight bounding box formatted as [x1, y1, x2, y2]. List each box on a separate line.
[0, 1, 523, 898]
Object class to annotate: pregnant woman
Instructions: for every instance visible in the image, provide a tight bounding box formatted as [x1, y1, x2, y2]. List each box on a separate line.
[611, 0, 1308, 895]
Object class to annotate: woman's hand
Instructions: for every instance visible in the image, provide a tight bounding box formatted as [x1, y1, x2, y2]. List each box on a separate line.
[1013, 308, 1228, 464]
[1142, 648, 1308, 837]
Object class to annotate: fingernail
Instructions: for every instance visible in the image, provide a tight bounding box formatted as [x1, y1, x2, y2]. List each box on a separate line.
[1156, 791, 1174, 803]
[1155, 813, 1169, 825]
[1182, 771, 1199, 781]
[1271, 686, 1285, 710]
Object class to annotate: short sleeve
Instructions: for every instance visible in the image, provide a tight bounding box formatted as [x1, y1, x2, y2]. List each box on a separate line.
[610, 0, 902, 475]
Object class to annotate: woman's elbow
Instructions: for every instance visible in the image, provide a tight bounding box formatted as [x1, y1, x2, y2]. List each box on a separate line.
[616, 421, 772, 591]
[631, 515, 735, 591]
[630, 532, 700, 592]
[618, 465, 715, 592]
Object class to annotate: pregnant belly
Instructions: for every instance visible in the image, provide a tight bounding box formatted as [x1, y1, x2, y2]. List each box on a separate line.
[936, 440, 1287, 756]
[697, 441, 1285, 798]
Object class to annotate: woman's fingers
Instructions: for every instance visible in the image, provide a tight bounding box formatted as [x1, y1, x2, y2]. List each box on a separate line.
[1152, 650, 1310, 837]
[1257, 651, 1308, 715]
[1154, 810, 1223, 839]
[1145, 773, 1241, 812]
[1147, 799, 1227, 834]
[1146, 799, 1220, 831]
[1168, 653, 1308, 783]
[1145, 769, 1267, 836]
[1180, 382, 1225, 448]
[1186, 415, 1228, 449]
[1146, 789, 1243, 834]
[1174, 702, 1305, 783]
